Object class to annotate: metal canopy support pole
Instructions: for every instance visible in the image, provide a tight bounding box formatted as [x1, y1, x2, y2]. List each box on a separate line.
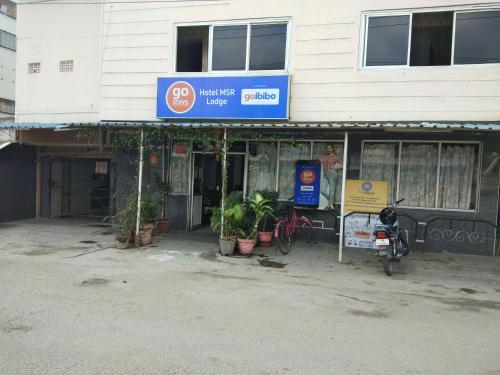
[135, 128, 145, 246]
[339, 131, 349, 263]
[220, 128, 228, 240]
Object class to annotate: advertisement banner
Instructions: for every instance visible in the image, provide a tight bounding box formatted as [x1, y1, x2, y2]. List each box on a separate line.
[344, 180, 388, 214]
[344, 214, 381, 249]
[156, 75, 290, 120]
[294, 161, 321, 207]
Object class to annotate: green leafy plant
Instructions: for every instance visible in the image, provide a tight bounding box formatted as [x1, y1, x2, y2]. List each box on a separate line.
[233, 192, 275, 240]
[154, 172, 172, 219]
[210, 191, 245, 239]
[254, 189, 279, 232]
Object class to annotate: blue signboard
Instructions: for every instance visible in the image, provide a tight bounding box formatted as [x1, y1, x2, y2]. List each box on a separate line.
[156, 75, 289, 120]
[294, 160, 321, 207]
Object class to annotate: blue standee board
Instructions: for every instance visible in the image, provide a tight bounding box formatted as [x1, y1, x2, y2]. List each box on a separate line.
[294, 160, 321, 207]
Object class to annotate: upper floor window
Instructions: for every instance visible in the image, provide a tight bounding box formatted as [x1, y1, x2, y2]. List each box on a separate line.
[59, 60, 74, 72]
[176, 21, 288, 73]
[0, 29, 15, 51]
[28, 62, 40, 74]
[363, 9, 500, 67]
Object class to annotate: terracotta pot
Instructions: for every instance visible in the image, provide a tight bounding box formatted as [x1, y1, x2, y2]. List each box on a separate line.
[237, 238, 257, 255]
[115, 236, 130, 249]
[158, 218, 171, 234]
[219, 238, 236, 256]
[258, 231, 273, 247]
[139, 223, 154, 246]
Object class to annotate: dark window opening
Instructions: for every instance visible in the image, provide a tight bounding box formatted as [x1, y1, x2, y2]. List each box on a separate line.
[454, 10, 500, 65]
[249, 23, 287, 70]
[176, 26, 209, 72]
[365, 15, 410, 66]
[212, 25, 247, 71]
[410, 12, 453, 66]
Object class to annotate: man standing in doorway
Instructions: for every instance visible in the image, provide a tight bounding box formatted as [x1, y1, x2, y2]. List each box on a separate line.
[319, 145, 343, 209]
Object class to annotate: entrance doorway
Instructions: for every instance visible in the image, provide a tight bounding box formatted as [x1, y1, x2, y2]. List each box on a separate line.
[48, 158, 111, 219]
[191, 153, 245, 229]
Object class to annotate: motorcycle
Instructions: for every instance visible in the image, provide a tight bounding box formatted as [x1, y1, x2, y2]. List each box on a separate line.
[374, 199, 410, 276]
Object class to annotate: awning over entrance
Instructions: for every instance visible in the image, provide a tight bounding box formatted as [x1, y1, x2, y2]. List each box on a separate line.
[1, 121, 500, 131]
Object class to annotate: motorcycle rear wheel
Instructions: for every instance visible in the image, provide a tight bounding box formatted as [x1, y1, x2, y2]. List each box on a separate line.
[382, 243, 395, 276]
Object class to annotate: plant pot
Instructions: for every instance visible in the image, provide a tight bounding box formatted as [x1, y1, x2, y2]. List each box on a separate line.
[257, 231, 273, 247]
[158, 218, 171, 234]
[115, 235, 130, 249]
[219, 238, 236, 256]
[139, 223, 154, 246]
[237, 238, 257, 255]
[152, 222, 161, 236]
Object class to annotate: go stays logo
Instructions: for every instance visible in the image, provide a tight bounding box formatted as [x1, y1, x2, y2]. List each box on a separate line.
[300, 169, 316, 185]
[166, 81, 196, 114]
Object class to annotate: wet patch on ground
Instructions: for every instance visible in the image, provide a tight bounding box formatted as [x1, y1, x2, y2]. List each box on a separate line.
[349, 310, 388, 319]
[335, 293, 373, 304]
[80, 278, 110, 287]
[0, 324, 32, 334]
[438, 297, 500, 312]
[23, 248, 57, 256]
[428, 283, 452, 290]
[99, 230, 114, 235]
[458, 288, 479, 295]
[258, 258, 287, 269]
[0, 223, 18, 229]
[87, 224, 111, 228]
[189, 271, 258, 281]
[79, 240, 98, 244]
[199, 251, 222, 262]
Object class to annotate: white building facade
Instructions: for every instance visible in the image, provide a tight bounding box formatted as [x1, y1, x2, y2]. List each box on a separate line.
[7, 0, 500, 255]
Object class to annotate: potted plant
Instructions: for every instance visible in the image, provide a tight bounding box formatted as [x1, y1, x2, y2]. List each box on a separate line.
[138, 194, 155, 246]
[254, 189, 279, 246]
[235, 192, 274, 255]
[210, 191, 244, 255]
[108, 188, 138, 249]
[154, 173, 172, 234]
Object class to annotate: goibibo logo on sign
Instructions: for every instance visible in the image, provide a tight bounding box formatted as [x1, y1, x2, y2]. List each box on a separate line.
[241, 89, 280, 105]
[157, 75, 289, 119]
[166, 81, 196, 114]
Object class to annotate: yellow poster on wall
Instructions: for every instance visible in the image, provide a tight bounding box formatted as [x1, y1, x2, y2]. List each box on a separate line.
[344, 180, 388, 214]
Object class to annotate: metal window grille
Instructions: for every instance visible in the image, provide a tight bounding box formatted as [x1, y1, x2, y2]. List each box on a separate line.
[59, 60, 73, 72]
[28, 62, 40, 74]
[0, 30, 16, 51]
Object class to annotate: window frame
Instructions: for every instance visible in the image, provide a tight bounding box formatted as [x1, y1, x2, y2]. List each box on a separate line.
[361, 8, 500, 69]
[173, 18, 291, 75]
[360, 140, 482, 212]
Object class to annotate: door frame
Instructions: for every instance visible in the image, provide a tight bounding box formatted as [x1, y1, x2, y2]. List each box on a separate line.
[188, 148, 247, 230]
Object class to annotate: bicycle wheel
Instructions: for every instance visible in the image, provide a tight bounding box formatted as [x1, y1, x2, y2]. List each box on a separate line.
[296, 217, 314, 243]
[275, 221, 293, 255]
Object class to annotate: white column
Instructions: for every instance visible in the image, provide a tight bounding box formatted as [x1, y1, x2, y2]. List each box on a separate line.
[339, 131, 349, 263]
[135, 128, 145, 246]
[220, 128, 228, 239]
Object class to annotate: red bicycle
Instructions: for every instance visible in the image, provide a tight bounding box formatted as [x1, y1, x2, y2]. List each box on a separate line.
[273, 198, 314, 254]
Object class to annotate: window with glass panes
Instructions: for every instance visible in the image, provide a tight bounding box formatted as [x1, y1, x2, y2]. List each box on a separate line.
[360, 141, 480, 210]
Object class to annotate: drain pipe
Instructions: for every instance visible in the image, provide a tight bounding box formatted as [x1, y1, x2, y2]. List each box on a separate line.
[135, 128, 145, 246]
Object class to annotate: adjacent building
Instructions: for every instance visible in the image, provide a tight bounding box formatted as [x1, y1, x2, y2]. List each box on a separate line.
[3, 0, 500, 255]
[0, 0, 15, 121]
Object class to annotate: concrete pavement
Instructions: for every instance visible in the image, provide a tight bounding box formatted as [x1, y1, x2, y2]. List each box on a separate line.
[1, 219, 499, 374]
